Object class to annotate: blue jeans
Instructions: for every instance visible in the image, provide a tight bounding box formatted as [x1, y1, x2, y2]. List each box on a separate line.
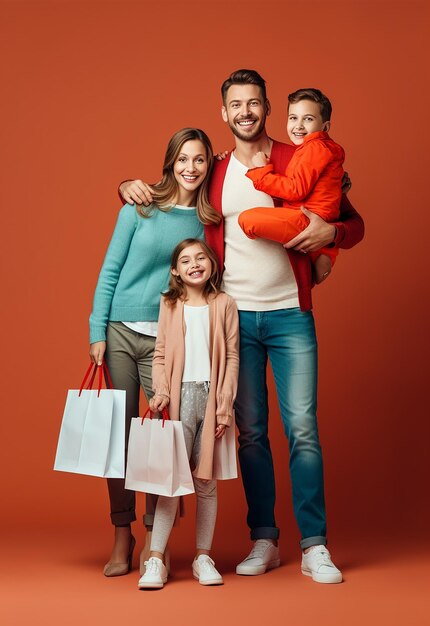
[235, 308, 327, 550]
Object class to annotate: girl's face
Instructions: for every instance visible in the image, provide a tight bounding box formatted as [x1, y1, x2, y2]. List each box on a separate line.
[172, 243, 212, 291]
[173, 140, 209, 205]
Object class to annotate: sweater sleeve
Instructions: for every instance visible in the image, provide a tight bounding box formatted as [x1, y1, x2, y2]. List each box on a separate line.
[246, 141, 335, 202]
[89, 204, 137, 343]
[151, 298, 170, 397]
[332, 194, 365, 249]
[216, 297, 240, 427]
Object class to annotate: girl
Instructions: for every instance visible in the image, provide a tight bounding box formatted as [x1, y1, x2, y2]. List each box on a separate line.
[138, 238, 239, 589]
[89, 128, 221, 577]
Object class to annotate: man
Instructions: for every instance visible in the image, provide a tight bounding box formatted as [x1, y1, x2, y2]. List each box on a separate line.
[120, 70, 364, 584]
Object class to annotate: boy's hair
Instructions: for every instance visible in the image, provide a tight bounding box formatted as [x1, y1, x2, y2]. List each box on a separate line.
[221, 69, 267, 103]
[288, 88, 332, 122]
[163, 239, 221, 305]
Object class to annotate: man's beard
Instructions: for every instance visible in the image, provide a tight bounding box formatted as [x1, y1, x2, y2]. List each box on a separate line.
[228, 115, 266, 142]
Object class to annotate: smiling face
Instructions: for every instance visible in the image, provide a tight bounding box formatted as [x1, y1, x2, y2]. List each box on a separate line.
[221, 84, 270, 142]
[173, 139, 209, 205]
[287, 99, 330, 145]
[171, 242, 212, 293]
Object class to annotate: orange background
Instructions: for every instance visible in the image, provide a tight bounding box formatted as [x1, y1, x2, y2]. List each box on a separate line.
[1, 1, 429, 624]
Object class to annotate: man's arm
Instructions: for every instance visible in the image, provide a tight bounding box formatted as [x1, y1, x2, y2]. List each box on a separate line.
[119, 179, 153, 206]
[284, 195, 364, 253]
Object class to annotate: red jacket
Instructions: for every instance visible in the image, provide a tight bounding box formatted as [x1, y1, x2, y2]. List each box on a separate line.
[205, 139, 364, 311]
[246, 131, 344, 220]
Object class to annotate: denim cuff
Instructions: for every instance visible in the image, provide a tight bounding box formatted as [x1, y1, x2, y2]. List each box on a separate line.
[251, 526, 280, 541]
[300, 535, 327, 550]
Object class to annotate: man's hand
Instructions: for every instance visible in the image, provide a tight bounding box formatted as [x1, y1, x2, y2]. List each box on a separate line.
[119, 179, 154, 206]
[215, 151, 229, 161]
[149, 394, 170, 412]
[341, 171, 352, 195]
[251, 151, 270, 168]
[284, 207, 336, 253]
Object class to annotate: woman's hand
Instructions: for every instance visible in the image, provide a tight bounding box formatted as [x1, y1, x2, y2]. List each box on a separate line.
[215, 424, 227, 439]
[149, 394, 170, 413]
[119, 180, 154, 206]
[89, 341, 106, 366]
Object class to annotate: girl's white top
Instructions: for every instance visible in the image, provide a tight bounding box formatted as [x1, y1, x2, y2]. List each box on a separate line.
[182, 304, 211, 382]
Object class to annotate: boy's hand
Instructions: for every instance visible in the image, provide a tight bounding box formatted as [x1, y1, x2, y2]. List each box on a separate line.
[284, 207, 336, 253]
[215, 424, 227, 439]
[215, 151, 229, 161]
[149, 394, 170, 412]
[251, 151, 270, 168]
[119, 179, 154, 206]
[341, 171, 352, 194]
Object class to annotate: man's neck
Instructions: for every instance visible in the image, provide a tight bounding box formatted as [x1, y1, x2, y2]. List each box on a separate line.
[233, 132, 273, 169]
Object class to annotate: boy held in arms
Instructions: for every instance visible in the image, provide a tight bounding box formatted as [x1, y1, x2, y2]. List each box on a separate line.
[238, 88, 344, 284]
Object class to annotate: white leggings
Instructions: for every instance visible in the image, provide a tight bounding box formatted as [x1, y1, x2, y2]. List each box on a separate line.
[150, 383, 217, 553]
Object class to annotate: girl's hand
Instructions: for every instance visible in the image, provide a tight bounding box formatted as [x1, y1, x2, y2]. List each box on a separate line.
[149, 394, 170, 413]
[251, 151, 270, 168]
[89, 341, 106, 366]
[215, 424, 227, 439]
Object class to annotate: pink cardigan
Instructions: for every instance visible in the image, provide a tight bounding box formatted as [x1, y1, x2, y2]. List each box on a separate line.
[152, 292, 239, 480]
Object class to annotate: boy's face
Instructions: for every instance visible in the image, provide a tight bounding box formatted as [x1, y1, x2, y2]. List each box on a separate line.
[287, 99, 330, 146]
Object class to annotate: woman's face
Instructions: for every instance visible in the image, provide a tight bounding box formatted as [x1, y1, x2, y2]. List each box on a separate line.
[173, 139, 209, 205]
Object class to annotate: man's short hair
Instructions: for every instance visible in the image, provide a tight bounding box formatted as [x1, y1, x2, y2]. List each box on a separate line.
[221, 69, 267, 103]
[288, 88, 332, 122]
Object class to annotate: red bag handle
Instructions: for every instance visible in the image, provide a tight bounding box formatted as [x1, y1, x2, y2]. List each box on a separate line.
[141, 406, 170, 427]
[79, 361, 114, 397]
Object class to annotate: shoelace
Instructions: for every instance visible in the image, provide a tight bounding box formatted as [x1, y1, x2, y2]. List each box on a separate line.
[312, 549, 333, 567]
[144, 558, 161, 574]
[198, 557, 216, 572]
[246, 541, 271, 560]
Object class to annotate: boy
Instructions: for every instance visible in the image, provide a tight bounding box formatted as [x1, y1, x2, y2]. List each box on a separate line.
[239, 88, 345, 283]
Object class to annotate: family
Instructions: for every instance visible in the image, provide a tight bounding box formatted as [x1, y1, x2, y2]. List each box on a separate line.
[89, 69, 364, 589]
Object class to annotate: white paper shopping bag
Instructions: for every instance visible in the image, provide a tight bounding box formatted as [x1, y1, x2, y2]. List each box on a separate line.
[125, 409, 194, 497]
[54, 363, 125, 478]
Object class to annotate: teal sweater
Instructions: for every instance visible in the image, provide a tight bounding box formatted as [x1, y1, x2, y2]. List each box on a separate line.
[89, 203, 204, 343]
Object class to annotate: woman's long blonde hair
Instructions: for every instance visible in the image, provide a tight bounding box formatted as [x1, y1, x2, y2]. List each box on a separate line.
[163, 238, 221, 305]
[137, 128, 221, 225]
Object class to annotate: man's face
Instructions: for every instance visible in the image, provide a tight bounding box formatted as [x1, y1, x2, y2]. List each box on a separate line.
[221, 84, 270, 142]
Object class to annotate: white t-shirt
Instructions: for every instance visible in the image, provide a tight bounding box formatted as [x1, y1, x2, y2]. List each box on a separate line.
[123, 204, 197, 336]
[182, 305, 211, 382]
[221, 153, 299, 311]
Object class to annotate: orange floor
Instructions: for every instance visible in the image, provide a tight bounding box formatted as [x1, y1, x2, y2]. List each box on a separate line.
[1, 525, 428, 626]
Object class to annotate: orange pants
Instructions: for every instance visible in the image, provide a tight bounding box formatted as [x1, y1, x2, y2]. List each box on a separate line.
[238, 206, 338, 265]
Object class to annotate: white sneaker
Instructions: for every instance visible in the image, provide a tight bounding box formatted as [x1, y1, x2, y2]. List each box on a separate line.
[137, 557, 168, 589]
[192, 555, 224, 585]
[236, 540, 280, 576]
[301, 545, 342, 584]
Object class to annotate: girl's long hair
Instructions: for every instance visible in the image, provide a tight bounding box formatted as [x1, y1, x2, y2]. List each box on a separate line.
[163, 238, 221, 305]
[137, 128, 221, 225]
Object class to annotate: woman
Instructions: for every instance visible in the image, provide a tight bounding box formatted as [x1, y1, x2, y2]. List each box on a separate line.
[89, 128, 221, 576]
